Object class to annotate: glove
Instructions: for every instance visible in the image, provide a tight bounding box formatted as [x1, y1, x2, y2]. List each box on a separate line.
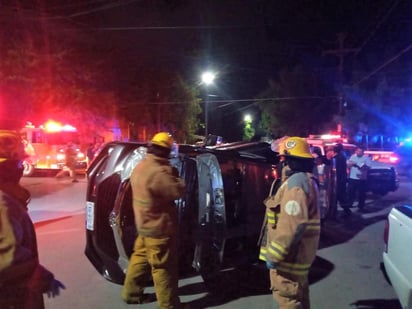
[266, 260, 278, 269]
[46, 278, 66, 298]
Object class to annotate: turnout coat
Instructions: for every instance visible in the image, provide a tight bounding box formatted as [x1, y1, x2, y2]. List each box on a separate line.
[259, 172, 321, 279]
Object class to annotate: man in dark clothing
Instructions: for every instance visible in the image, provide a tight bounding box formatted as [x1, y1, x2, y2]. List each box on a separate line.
[0, 130, 65, 309]
[331, 143, 349, 218]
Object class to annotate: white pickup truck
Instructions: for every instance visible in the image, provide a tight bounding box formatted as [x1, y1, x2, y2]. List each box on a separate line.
[383, 205, 412, 309]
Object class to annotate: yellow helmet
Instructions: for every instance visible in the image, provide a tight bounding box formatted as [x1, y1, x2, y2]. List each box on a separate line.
[0, 130, 26, 163]
[151, 132, 174, 150]
[282, 136, 312, 159]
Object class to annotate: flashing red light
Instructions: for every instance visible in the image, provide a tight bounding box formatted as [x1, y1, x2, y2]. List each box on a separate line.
[320, 134, 341, 140]
[389, 155, 399, 163]
[309, 133, 347, 143]
[43, 120, 76, 133]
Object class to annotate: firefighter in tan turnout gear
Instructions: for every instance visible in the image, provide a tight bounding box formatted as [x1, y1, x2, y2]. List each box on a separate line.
[122, 132, 186, 308]
[260, 136, 320, 309]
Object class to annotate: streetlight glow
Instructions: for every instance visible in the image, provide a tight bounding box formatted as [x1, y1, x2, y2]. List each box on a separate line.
[244, 114, 252, 123]
[201, 71, 216, 85]
[201, 70, 217, 138]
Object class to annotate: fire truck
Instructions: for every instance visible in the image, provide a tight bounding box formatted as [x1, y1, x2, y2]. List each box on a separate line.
[21, 120, 87, 176]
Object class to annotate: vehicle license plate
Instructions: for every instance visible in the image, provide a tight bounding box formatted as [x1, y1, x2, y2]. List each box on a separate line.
[86, 201, 95, 231]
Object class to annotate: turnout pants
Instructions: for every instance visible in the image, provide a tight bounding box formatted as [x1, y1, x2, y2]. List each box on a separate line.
[122, 235, 180, 309]
[270, 269, 310, 309]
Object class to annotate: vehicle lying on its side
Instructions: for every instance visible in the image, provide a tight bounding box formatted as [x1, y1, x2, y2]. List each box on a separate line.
[84, 140, 279, 285]
[383, 205, 412, 309]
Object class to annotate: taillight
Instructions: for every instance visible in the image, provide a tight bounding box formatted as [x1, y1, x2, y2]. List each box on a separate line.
[383, 218, 389, 253]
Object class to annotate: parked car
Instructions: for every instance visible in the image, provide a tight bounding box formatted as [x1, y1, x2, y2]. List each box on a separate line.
[383, 205, 412, 309]
[84, 140, 279, 285]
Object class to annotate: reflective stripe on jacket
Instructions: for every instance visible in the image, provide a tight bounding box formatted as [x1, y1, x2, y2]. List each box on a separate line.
[130, 153, 186, 237]
[259, 172, 320, 278]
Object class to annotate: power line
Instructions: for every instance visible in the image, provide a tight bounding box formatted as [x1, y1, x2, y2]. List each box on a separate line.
[67, 0, 140, 18]
[354, 0, 402, 56]
[121, 95, 337, 107]
[89, 25, 259, 31]
[44, 0, 112, 12]
[352, 43, 412, 86]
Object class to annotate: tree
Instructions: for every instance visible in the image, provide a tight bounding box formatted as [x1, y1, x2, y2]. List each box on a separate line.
[119, 66, 202, 143]
[255, 65, 336, 138]
[342, 77, 410, 147]
[0, 7, 123, 142]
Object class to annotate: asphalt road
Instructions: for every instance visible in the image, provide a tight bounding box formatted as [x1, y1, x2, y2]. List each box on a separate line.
[21, 175, 410, 309]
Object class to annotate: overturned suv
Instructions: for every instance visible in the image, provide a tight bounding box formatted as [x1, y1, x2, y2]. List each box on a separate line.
[85, 139, 279, 285]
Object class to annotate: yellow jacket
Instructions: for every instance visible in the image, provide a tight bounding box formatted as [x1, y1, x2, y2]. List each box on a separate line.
[130, 153, 186, 237]
[259, 172, 320, 278]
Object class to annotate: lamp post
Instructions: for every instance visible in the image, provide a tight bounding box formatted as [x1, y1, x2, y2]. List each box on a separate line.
[201, 71, 216, 137]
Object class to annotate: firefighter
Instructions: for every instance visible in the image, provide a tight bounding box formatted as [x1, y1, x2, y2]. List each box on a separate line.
[259, 136, 320, 309]
[55, 141, 78, 182]
[121, 132, 187, 308]
[0, 130, 65, 308]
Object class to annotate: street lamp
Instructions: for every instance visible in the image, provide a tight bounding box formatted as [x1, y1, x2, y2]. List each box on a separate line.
[244, 114, 252, 123]
[243, 113, 254, 141]
[201, 71, 216, 137]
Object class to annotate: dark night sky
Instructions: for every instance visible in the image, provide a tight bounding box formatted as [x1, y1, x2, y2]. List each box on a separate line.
[2, 0, 412, 138]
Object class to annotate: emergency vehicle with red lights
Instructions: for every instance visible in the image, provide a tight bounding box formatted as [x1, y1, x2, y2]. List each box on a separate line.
[21, 120, 87, 176]
[306, 133, 399, 165]
[306, 133, 398, 197]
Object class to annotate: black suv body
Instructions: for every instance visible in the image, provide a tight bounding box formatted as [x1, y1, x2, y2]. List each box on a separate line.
[85, 141, 279, 285]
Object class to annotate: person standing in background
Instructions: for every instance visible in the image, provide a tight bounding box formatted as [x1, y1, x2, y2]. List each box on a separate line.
[332, 143, 349, 218]
[56, 141, 78, 182]
[347, 146, 371, 212]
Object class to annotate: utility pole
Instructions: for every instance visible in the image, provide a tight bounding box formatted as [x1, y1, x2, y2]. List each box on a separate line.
[323, 33, 360, 133]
